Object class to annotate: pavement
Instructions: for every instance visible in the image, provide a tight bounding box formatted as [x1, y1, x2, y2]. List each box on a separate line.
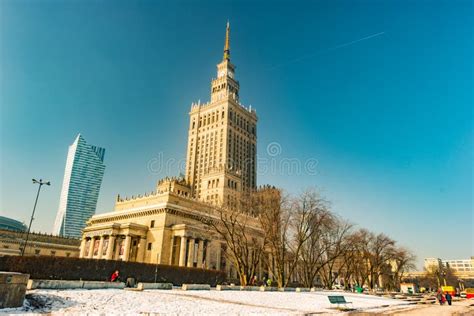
[384, 299, 474, 316]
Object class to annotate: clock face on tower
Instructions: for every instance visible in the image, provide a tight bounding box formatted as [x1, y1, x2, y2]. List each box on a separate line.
[218, 66, 235, 80]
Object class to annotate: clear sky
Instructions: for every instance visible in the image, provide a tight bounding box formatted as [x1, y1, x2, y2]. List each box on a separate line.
[0, 0, 472, 268]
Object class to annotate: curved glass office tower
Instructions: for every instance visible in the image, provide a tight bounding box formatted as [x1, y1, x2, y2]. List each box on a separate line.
[53, 134, 105, 238]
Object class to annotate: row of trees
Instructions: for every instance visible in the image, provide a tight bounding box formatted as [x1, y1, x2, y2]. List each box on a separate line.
[204, 187, 416, 290]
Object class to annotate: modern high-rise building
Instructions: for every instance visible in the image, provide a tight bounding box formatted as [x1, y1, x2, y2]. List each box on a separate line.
[185, 22, 257, 205]
[53, 134, 105, 238]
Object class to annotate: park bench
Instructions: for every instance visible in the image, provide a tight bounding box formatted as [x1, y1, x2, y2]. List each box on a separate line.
[327, 295, 353, 308]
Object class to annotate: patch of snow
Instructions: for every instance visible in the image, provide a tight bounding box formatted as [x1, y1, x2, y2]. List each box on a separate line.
[0, 289, 410, 315]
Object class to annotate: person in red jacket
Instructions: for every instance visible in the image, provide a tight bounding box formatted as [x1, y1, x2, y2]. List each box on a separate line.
[110, 270, 120, 282]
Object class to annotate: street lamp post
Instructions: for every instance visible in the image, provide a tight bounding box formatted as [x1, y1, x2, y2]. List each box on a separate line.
[21, 179, 50, 256]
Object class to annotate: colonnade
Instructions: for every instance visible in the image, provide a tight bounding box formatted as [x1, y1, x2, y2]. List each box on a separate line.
[79, 234, 146, 262]
[173, 236, 211, 268]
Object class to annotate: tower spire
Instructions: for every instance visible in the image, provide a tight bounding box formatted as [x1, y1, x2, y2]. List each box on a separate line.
[223, 21, 230, 61]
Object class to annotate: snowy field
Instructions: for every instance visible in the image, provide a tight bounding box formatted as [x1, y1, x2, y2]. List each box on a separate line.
[1, 289, 411, 315]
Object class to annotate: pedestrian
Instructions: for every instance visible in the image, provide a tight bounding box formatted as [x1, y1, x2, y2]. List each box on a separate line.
[266, 278, 272, 287]
[110, 270, 120, 282]
[445, 292, 452, 306]
[436, 289, 444, 305]
[250, 275, 256, 286]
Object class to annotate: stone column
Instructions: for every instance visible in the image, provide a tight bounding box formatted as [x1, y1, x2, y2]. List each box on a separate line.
[179, 236, 187, 267]
[106, 235, 116, 260]
[226, 260, 231, 278]
[87, 237, 95, 259]
[97, 236, 105, 259]
[123, 235, 132, 261]
[79, 238, 87, 258]
[137, 237, 147, 263]
[197, 239, 204, 268]
[187, 238, 195, 267]
[114, 236, 122, 259]
[168, 236, 175, 265]
[205, 240, 211, 269]
[216, 242, 222, 270]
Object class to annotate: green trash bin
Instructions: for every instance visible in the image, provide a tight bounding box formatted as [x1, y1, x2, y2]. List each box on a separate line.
[356, 286, 363, 293]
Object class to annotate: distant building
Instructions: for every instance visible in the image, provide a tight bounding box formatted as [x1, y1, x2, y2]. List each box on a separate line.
[0, 228, 80, 257]
[400, 282, 418, 294]
[53, 134, 106, 238]
[444, 257, 474, 276]
[423, 257, 474, 280]
[424, 257, 443, 271]
[0, 216, 26, 232]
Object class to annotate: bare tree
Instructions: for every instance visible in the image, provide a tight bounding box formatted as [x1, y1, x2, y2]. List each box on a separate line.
[340, 229, 372, 289]
[318, 218, 354, 289]
[293, 189, 335, 288]
[203, 192, 265, 286]
[257, 187, 347, 289]
[339, 232, 361, 289]
[365, 231, 396, 290]
[203, 185, 414, 291]
[255, 186, 293, 288]
[419, 267, 442, 290]
[390, 247, 416, 290]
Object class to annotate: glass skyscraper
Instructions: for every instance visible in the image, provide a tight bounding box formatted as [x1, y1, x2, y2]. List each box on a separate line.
[53, 134, 106, 238]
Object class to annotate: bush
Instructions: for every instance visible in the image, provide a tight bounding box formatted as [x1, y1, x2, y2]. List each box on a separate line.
[0, 255, 226, 286]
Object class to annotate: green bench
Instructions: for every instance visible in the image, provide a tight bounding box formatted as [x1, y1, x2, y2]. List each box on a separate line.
[328, 295, 353, 308]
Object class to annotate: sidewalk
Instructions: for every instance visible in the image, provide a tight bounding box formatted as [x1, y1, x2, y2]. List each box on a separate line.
[387, 299, 474, 316]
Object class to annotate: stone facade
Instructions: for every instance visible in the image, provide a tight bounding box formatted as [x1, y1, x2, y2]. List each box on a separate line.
[80, 23, 264, 279]
[81, 179, 264, 279]
[185, 21, 257, 205]
[0, 228, 80, 257]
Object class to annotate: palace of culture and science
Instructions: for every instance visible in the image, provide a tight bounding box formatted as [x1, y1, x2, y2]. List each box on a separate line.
[79, 23, 264, 278]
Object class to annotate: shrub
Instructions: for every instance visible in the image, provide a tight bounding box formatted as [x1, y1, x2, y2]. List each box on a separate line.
[0, 255, 226, 286]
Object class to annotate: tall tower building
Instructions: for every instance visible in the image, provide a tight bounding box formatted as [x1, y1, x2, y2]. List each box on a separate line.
[185, 22, 257, 205]
[53, 134, 106, 238]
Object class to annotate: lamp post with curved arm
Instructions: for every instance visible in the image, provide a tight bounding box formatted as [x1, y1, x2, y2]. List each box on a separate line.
[21, 179, 50, 256]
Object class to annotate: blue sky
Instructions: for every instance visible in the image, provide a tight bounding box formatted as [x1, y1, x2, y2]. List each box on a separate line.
[0, 0, 472, 268]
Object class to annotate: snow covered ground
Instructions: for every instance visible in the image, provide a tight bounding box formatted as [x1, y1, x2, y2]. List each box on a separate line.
[1, 288, 411, 315]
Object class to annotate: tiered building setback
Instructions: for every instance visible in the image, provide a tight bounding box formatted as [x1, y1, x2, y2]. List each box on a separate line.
[186, 22, 257, 205]
[79, 23, 263, 279]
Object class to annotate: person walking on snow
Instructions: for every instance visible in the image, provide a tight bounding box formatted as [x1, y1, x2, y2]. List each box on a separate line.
[445, 292, 452, 306]
[436, 290, 445, 305]
[250, 275, 256, 286]
[266, 278, 272, 287]
[110, 270, 120, 282]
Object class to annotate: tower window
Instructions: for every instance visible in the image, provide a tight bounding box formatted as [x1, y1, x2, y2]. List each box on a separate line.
[150, 220, 155, 228]
[148, 243, 152, 250]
